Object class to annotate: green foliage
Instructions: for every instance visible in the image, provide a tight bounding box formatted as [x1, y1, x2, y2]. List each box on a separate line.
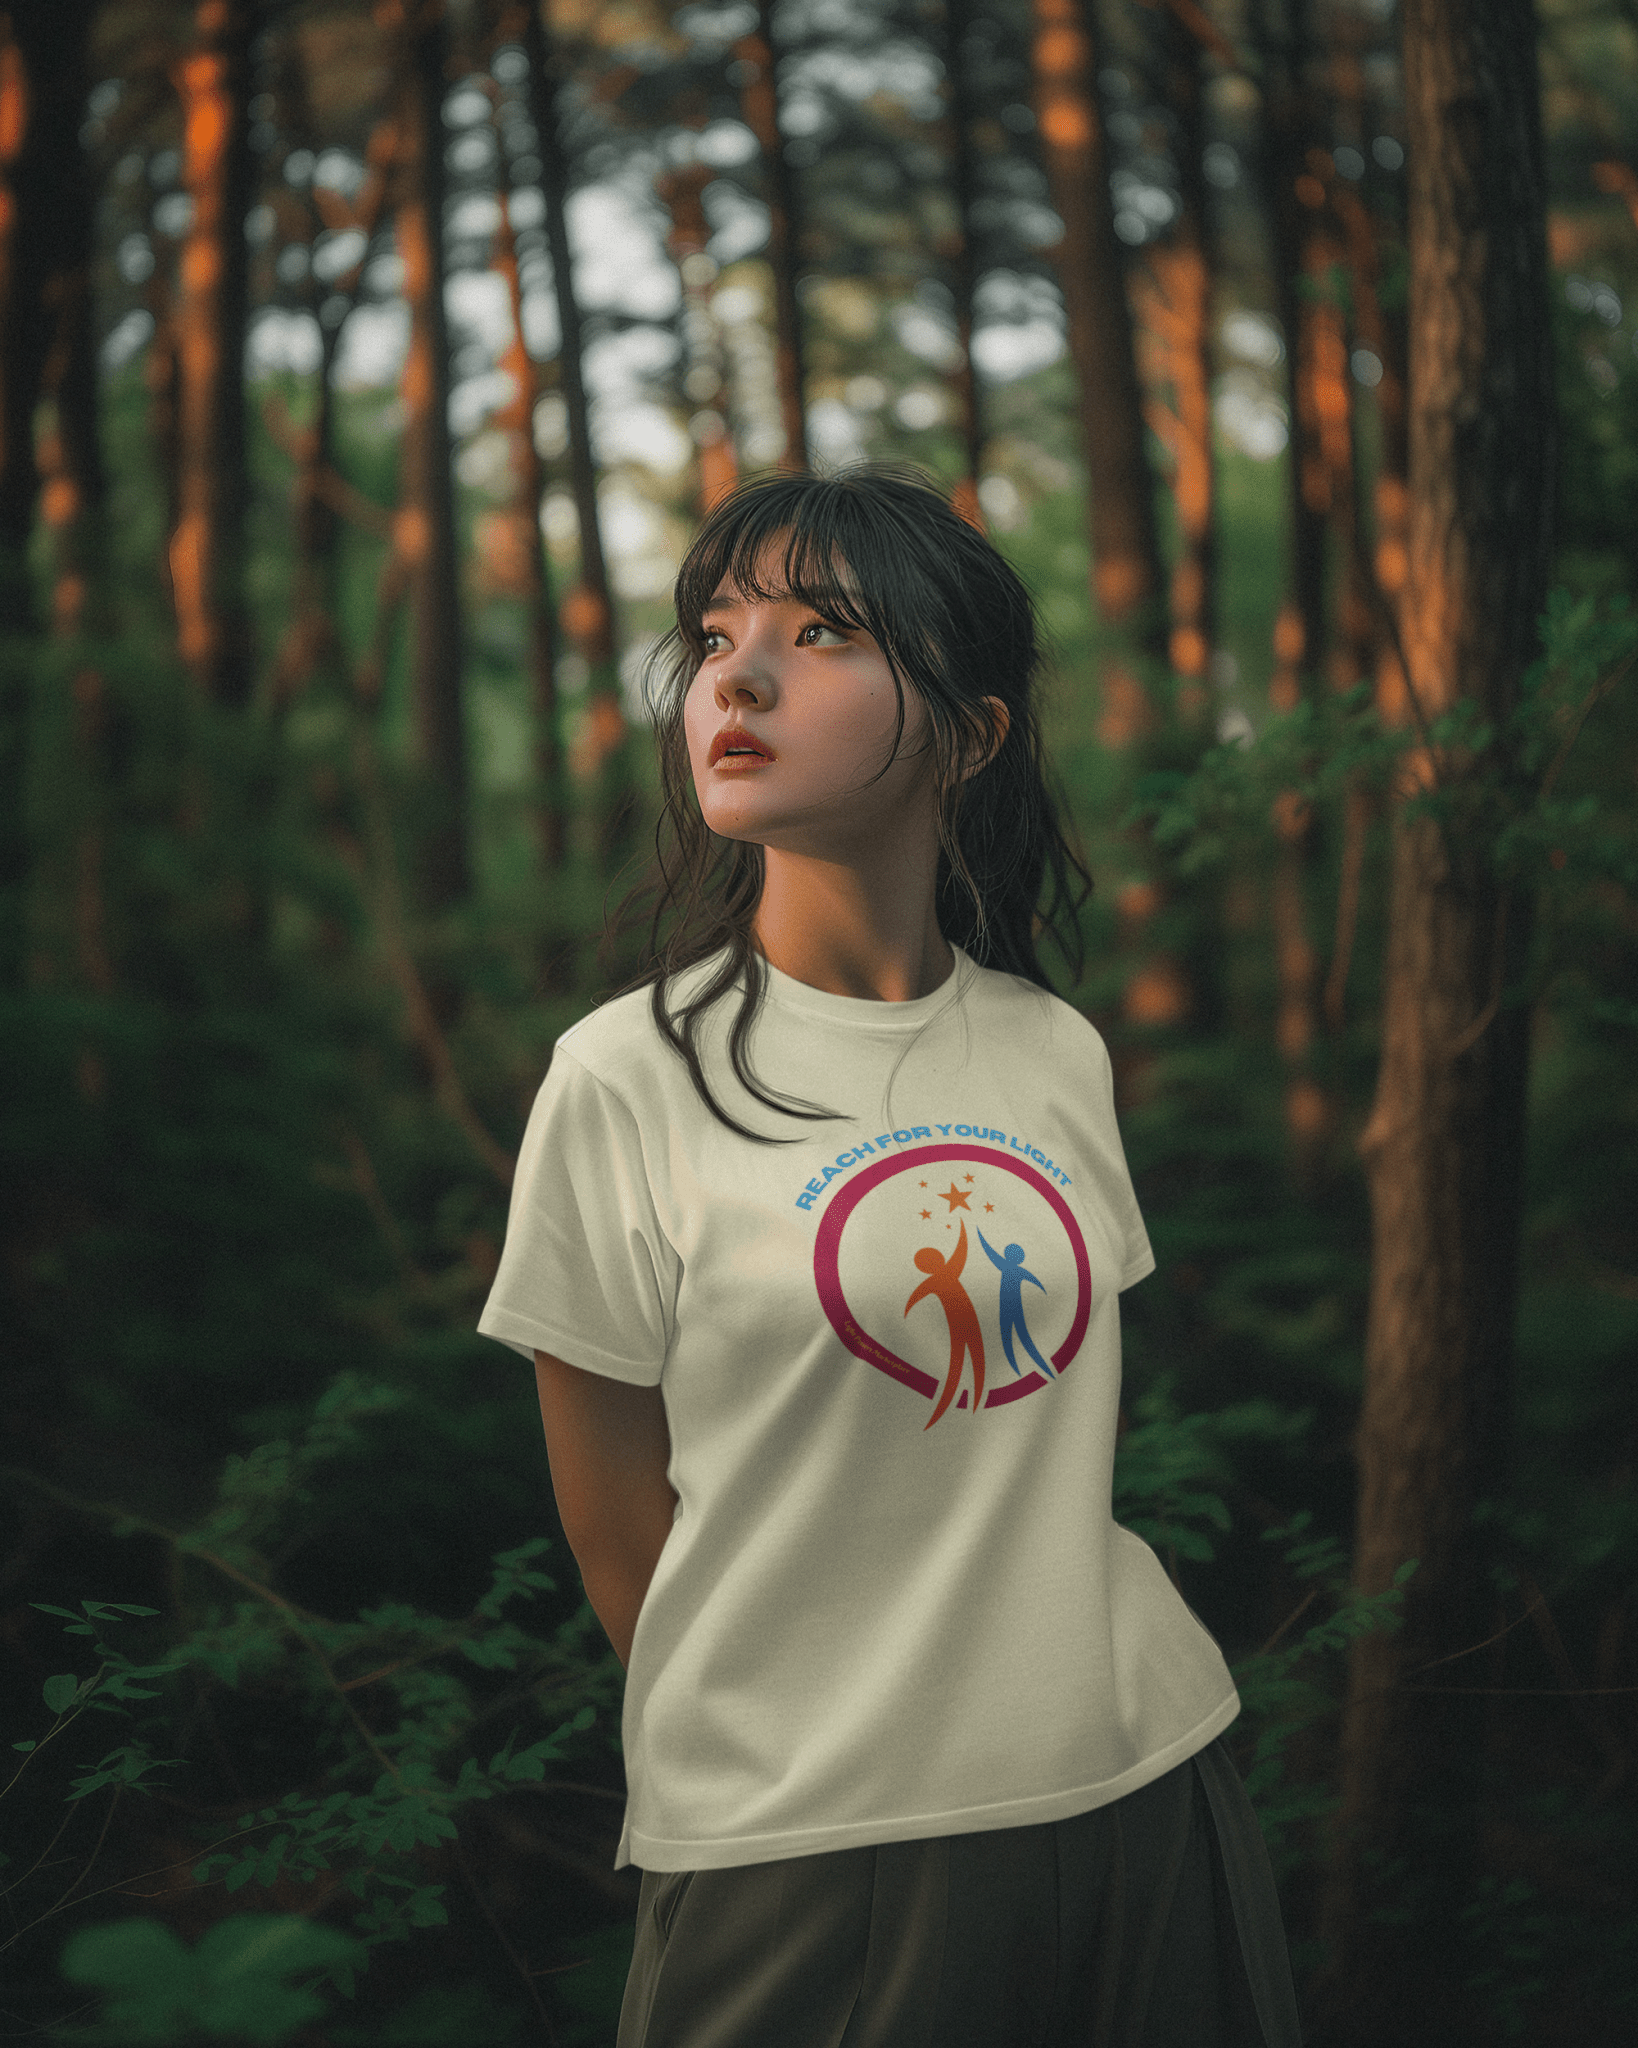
[59, 1914, 365, 2045]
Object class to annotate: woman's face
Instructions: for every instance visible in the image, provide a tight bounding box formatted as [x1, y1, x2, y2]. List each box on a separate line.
[682, 566, 940, 861]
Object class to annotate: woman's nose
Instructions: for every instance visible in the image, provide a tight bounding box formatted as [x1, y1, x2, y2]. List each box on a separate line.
[713, 651, 776, 710]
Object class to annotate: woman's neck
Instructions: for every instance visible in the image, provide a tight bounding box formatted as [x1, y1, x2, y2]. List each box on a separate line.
[752, 846, 953, 1003]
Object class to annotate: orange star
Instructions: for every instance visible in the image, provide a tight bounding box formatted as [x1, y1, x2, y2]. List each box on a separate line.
[983, 1202, 994, 1213]
[939, 1181, 971, 1212]
[920, 1208, 931, 1220]
[963, 1173, 974, 1183]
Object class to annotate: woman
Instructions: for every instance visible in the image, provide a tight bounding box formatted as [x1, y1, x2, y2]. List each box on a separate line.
[479, 468, 1301, 2046]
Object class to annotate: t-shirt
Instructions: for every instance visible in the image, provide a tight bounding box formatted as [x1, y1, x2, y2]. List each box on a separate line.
[479, 949, 1239, 1872]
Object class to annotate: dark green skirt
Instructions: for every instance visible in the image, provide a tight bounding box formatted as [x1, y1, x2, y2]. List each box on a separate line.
[617, 1739, 1302, 2048]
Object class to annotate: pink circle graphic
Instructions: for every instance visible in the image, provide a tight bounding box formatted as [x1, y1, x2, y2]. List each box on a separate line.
[813, 1143, 1092, 1410]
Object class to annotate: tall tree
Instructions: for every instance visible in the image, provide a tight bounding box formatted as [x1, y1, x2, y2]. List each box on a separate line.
[942, 0, 986, 525]
[733, 1, 807, 467]
[521, 0, 627, 836]
[0, 2, 102, 637]
[1318, 3, 1556, 2037]
[386, 0, 469, 906]
[171, 0, 254, 706]
[1143, 0, 1218, 694]
[1030, 0, 1164, 644]
[659, 160, 738, 514]
[489, 67, 567, 874]
[260, 30, 394, 711]
[1252, 0, 1326, 711]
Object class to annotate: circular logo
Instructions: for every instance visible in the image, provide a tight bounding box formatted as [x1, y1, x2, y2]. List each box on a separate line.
[813, 1143, 1092, 1427]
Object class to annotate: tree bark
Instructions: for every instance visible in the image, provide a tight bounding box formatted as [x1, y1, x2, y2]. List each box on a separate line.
[1030, 0, 1163, 639]
[942, 0, 985, 526]
[1146, 0, 1216, 694]
[522, 0, 631, 868]
[734, 2, 807, 468]
[1251, 0, 1326, 711]
[659, 160, 738, 516]
[1319, 3, 1555, 2036]
[389, 0, 470, 906]
[493, 136, 567, 873]
[171, 0, 254, 706]
[0, 1, 101, 636]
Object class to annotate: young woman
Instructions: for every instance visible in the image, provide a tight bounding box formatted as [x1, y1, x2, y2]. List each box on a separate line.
[480, 468, 1301, 2047]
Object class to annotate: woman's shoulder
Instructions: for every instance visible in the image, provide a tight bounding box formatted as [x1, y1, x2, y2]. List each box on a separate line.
[959, 957, 1110, 1067]
[553, 956, 730, 1090]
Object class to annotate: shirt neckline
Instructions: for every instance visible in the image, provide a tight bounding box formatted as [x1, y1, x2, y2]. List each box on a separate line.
[758, 946, 972, 1030]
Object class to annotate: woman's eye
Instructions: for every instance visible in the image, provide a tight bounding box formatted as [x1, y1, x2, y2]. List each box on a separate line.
[702, 629, 729, 654]
[797, 621, 847, 647]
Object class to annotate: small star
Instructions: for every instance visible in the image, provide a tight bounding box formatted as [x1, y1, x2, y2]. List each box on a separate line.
[983, 1202, 994, 1213]
[920, 1208, 931, 1220]
[939, 1182, 972, 1212]
[963, 1173, 974, 1184]
[918, 1180, 927, 1188]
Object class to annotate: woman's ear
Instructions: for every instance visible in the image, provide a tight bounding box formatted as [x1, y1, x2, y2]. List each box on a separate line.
[962, 696, 1010, 781]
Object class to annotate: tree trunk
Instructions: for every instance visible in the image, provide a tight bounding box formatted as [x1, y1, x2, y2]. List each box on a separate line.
[734, 2, 807, 468]
[522, 0, 630, 867]
[1030, 0, 1163, 639]
[1322, 30, 1409, 1035]
[1146, 0, 1215, 697]
[261, 31, 394, 710]
[0, 2, 101, 637]
[659, 160, 738, 516]
[1319, 4, 1555, 2037]
[171, 0, 254, 706]
[390, 0, 469, 907]
[1252, 0, 1326, 711]
[942, 0, 985, 526]
[493, 146, 567, 874]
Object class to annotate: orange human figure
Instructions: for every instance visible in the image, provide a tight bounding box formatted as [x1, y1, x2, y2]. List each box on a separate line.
[904, 1221, 986, 1428]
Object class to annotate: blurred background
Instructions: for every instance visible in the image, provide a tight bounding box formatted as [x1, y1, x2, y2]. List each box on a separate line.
[2, 1, 1636, 2042]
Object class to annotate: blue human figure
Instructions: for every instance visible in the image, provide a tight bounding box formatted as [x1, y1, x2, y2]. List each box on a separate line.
[977, 1229, 1055, 1379]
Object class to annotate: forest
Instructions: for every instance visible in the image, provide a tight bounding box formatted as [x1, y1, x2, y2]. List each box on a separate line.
[1, 0, 1635, 2041]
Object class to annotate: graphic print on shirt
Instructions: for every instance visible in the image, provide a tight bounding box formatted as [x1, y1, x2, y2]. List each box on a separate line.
[814, 1143, 1092, 1425]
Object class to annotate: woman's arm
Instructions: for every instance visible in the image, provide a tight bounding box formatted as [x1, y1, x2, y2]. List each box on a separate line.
[533, 1352, 677, 1668]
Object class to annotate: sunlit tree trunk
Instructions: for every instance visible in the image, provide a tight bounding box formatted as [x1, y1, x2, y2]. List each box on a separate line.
[1318, 6, 1555, 2038]
[171, 0, 254, 706]
[734, 1, 807, 468]
[0, 2, 107, 1005]
[0, 7, 39, 635]
[521, 0, 627, 859]
[1322, 24, 1408, 1033]
[1146, 0, 1215, 699]
[493, 158, 567, 873]
[1251, 0, 1351, 1161]
[0, 2, 101, 636]
[1030, 0, 1163, 646]
[942, 0, 985, 526]
[386, 0, 469, 906]
[261, 35, 394, 710]
[659, 160, 738, 516]
[1251, 0, 1325, 713]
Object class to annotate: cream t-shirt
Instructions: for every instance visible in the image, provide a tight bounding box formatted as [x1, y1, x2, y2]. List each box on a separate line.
[479, 950, 1239, 1871]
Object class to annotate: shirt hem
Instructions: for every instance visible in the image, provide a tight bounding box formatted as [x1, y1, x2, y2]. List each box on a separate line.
[1119, 1248, 1157, 1291]
[476, 1307, 663, 1386]
[616, 1687, 1241, 1871]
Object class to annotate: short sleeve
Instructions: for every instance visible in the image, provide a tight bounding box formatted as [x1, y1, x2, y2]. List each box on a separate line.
[478, 1048, 679, 1383]
[1076, 1020, 1155, 1291]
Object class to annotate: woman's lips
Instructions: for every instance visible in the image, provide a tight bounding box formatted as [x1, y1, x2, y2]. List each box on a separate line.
[708, 728, 776, 768]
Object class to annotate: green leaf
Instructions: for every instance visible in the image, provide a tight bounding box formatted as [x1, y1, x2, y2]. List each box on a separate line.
[61, 1913, 365, 2047]
[42, 1672, 81, 1715]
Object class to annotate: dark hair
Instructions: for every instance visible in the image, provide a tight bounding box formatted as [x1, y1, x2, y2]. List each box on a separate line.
[622, 464, 1089, 1140]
